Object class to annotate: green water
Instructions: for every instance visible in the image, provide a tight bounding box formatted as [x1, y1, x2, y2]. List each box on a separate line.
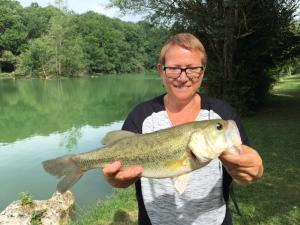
[0, 73, 163, 211]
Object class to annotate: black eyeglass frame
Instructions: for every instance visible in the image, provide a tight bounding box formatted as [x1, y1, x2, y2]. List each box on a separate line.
[162, 65, 206, 79]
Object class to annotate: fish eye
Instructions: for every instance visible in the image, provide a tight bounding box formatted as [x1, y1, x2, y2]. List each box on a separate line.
[216, 123, 223, 130]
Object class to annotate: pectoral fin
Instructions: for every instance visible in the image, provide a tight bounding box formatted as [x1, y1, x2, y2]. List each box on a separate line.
[101, 130, 137, 145]
[173, 174, 189, 194]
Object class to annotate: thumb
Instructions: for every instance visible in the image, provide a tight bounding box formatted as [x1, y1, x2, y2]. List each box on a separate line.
[220, 153, 240, 166]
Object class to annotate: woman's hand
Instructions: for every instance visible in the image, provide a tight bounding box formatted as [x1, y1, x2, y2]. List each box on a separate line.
[220, 145, 264, 185]
[102, 161, 144, 188]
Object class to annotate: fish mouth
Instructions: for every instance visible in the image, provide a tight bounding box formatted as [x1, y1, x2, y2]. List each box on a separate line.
[226, 120, 242, 148]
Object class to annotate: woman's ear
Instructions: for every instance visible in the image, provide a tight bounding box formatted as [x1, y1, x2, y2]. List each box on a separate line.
[157, 63, 163, 72]
[157, 64, 165, 77]
[157, 64, 166, 87]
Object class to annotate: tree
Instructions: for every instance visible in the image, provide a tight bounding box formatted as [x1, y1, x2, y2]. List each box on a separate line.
[71, 12, 116, 74]
[0, 0, 28, 72]
[22, 3, 60, 40]
[0, 1, 27, 54]
[17, 13, 87, 77]
[111, 0, 300, 113]
[138, 22, 170, 70]
[1, 1, 169, 77]
[72, 12, 168, 74]
[16, 37, 52, 78]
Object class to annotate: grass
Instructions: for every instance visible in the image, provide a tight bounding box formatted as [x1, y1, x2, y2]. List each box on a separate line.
[19, 192, 34, 206]
[71, 75, 300, 225]
[71, 188, 138, 225]
[230, 75, 300, 225]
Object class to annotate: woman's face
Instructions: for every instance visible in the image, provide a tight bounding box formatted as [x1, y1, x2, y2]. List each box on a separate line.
[158, 45, 205, 102]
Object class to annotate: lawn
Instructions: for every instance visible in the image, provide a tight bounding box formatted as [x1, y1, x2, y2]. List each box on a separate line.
[231, 75, 300, 225]
[71, 75, 300, 225]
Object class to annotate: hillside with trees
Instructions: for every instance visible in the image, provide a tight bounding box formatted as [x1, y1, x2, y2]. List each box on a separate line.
[0, 0, 169, 78]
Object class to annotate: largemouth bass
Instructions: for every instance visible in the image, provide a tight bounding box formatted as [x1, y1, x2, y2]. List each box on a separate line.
[43, 119, 242, 193]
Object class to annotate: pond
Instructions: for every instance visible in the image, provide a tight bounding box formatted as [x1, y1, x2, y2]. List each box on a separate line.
[0, 73, 163, 211]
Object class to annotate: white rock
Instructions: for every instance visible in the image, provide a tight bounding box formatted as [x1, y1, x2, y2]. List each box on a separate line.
[0, 191, 74, 225]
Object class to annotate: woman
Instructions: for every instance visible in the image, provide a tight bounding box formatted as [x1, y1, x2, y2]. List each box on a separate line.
[103, 33, 263, 225]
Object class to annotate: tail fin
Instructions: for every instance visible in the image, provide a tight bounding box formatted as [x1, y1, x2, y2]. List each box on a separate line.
[42, 155, 84, 193]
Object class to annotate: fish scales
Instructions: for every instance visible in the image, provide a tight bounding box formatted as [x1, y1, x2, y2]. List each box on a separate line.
[42, 119, 242, 193]
[75, 129, 190, 170]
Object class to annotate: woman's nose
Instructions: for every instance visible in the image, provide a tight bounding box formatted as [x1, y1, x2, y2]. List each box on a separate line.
[177, 71, 189, 82]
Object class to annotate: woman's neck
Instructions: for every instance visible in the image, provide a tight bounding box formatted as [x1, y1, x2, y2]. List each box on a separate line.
[164, 94, 201, 126]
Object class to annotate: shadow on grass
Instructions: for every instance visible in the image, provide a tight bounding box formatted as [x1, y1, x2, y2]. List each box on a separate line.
[109, 209, 137, 225]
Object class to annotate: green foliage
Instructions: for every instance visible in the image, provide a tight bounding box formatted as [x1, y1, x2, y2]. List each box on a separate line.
[71, 12, 169, 74]
[19, 192, 34, 206]
[45, 14, 87, 76]
[22, 4, 60, 40]
[0, 0, 28, 54]
[16, 37, 51, 77]
[0, 1, 168, 76]
[31, 209, 47, 225]
[71, 187, 138, 225]
[0, 1, 60, 73]
[17, 13, 88, 77]
[111, 0, 300, 114]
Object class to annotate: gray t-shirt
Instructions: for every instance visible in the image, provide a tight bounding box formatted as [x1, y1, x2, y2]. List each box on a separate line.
[140, 109, 226, 225]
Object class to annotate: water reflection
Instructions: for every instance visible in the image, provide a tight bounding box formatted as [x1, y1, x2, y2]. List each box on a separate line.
[0, 74, 163, 211]
[60, 127, 82, 150]
[0, 74, 163, 143]
[0, 121, 122, 211]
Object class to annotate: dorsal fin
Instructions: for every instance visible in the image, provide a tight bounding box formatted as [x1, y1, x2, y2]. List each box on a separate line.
[101, 130, 137, 145]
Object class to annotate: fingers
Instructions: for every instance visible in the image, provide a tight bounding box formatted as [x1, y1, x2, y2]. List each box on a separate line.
[114, 166, 144, 182]
[221, 145, 260, 166]
[220, 153, 240, 166]
[102, 161, 144, 188]
[220, 145, 264, 185]
[226, 166, 261, 185]
[103, 161, 122, 177]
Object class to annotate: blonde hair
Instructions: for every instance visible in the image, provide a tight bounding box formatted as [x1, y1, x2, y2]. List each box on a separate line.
[159, 33, 207, 65]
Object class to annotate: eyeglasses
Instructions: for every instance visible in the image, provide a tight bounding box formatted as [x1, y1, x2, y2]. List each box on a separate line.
[162, 65, 206, 79]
